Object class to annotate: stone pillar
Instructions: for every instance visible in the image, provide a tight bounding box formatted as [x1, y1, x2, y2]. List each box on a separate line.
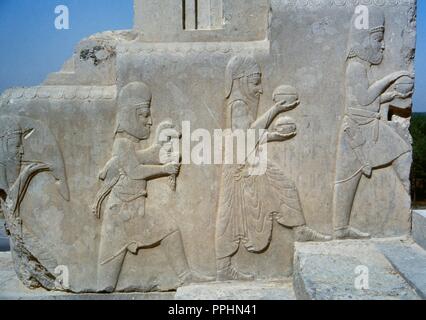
[184, 0, 197, 30]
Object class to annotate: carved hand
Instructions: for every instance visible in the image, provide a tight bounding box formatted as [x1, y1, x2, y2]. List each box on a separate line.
[362, 164, 372, 178]
[395, 91, 414, 100]
[267, 131, 297, 143]
[392, 71, 414, 81]
[163, 163, 180, 176]
[275, 100, 300, 113]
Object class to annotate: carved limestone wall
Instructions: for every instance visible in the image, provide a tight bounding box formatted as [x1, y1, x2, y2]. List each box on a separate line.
[0, 0, 416, 293]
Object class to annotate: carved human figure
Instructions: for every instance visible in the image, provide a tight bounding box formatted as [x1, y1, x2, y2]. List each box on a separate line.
[215, 56, 331, 281]
[332, 9, 414, 240]
[0, 115, 69, 289]
[94, 82, 212, 292]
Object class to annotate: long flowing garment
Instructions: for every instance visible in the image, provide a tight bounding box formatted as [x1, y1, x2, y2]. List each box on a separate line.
[215, 161, 306, 259]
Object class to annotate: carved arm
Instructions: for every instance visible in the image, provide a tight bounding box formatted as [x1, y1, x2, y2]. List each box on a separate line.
[251, 100, 299, 131]
[128, 163, 180, 181]
[349, 62, 413, 106]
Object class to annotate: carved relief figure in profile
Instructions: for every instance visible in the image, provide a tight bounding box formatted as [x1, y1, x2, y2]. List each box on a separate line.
[94, 82, 212, 292]
[0, 115, 69, 289]
[215, 56, 331, 281]
[333, 9, 414, 240]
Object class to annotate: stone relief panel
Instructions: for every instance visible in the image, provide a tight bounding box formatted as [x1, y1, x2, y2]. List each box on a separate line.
[0, 0, 417, 292]
[0, 115, 69, 290]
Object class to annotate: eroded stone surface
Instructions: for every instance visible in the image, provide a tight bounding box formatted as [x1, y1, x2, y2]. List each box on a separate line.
[0, 251, 174, 300]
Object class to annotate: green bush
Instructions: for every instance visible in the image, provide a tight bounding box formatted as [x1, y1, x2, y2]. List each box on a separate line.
[411, 113, 426, 205]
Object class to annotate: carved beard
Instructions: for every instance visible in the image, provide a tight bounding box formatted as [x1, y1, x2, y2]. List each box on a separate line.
[239, 77, 260, 121]
[350, 43, 383, 65]
[366, 46, 384, 65]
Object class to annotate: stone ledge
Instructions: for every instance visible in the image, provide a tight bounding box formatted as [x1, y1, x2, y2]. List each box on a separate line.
[175, 280, 295, 300]
[294, 239, 421, 300]
[378, 241, 426, 299]
[413, 210, 426, 250]
[0, 252, 174, 300]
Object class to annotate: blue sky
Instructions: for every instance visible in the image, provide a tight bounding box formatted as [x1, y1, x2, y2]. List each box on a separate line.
[0, 0, 425, 112]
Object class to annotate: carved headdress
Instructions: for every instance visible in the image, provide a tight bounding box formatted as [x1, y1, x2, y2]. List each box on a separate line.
[115, 81, 152, 139]
[347, 7, 385, 63]
[0, 115, 70, 201]
[225, 55, 261, 99]
[0, 116, 24, 192]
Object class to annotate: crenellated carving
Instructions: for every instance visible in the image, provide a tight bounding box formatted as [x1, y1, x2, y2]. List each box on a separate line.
[0, 86, 116, 103]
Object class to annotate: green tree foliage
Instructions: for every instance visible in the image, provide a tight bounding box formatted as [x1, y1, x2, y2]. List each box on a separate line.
[411, 113, 426, 178]
[411, 113, 426, 203]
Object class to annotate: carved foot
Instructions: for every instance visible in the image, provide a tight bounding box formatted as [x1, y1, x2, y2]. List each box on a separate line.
[216, 266, 255, 282]
[334, 227, 371, 240]
[180, 270, 215, 286]
[294, 226, 332, 242]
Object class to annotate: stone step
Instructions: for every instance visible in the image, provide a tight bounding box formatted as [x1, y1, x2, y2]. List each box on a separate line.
[175, 280, 296, 300]
[294, 239, 421, 300]
[0, 253, 174, 300]
[377, 241, 426, 299]
[413, 210, 426, 250]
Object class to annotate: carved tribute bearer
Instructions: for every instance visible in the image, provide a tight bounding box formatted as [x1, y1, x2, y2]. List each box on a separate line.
[215, 56, 331, 281]
[94, 82, 211, 292]
[0, 115, 69, 289]
[333, 8, 414, 239]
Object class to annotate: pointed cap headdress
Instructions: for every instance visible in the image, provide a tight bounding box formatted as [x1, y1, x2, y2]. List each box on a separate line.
[225, 55, 261, 99]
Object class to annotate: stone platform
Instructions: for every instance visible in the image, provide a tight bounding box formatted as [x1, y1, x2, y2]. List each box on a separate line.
[294, 238, 424, 300]
[175, 280, 295, 300]
[0, 253, 174, 300]
[1, 238, 425, 300]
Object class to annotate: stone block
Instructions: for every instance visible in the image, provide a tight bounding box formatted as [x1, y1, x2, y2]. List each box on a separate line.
[294, 240, 420, 300]
[413, 210, 426, 250]
[377, 241, 426, 299]
[175, 280, 296, 300]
